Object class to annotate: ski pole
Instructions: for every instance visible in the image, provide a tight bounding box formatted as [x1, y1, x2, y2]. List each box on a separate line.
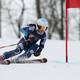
[0, 43, 17, 49]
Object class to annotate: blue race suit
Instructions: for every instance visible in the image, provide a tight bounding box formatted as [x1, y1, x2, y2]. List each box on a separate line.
[3, 24, 47, 59]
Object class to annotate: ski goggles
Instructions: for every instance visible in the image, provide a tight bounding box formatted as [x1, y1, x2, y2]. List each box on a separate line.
[37, 25, 47, 31]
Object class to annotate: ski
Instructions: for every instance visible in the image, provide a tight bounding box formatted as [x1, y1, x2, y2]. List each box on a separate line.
[0, 58, 47, 65]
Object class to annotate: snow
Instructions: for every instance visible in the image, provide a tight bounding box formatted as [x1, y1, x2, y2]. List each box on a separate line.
[1, 0, 80, 80]
[0, 39, 80, 80]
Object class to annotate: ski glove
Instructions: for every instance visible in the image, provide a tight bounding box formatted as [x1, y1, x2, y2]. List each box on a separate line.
[34, 47, 42, 57]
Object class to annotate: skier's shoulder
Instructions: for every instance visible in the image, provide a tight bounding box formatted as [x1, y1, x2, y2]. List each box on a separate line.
[27, 24, 36, 31]
[28, 24, 36, 27]
[21, 24, 36, 32]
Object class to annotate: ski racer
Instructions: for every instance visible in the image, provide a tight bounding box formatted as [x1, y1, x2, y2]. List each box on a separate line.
[0, 18, 48, 62]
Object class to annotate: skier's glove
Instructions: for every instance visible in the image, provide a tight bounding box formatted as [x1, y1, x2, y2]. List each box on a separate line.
[34, 47, 42, 57]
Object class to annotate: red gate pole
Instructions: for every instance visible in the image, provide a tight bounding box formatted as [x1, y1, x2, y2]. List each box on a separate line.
[66, 0, 69, 63]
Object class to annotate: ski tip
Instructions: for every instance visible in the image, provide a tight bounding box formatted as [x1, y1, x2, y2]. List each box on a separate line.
[42, 58, 47, 63]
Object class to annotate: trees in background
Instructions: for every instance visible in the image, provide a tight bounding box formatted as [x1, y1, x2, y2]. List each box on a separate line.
[39, 0, 65, 39]
[36, 0, 65, 39]
[1, 0, 65, 40]
[1, 0, 27, 38]
[36, 0, 42, 18]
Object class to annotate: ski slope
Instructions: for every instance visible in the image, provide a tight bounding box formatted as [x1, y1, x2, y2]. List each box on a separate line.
[0, 39, 80, 80]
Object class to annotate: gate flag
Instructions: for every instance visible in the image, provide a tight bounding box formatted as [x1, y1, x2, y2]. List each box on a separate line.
[66, 0, 80, 8]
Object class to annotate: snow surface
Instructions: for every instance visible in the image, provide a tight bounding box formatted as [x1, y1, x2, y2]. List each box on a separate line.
[0, 39, 80, 80]
[1, 0, 80, 80]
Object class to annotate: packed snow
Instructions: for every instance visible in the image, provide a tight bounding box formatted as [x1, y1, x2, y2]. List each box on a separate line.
[0, 39, 80, 80]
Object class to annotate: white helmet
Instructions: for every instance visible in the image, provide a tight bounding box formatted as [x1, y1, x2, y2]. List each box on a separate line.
[37, 18, 49, 28]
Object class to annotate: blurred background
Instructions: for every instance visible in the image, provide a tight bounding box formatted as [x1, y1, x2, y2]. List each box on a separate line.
[68, 8, 80, 41]
[0, 0, 66, 40]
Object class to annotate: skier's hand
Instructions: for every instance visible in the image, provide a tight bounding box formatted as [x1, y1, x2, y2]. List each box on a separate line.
[34, 52, 41, 57]
[34, 48, 42, 57]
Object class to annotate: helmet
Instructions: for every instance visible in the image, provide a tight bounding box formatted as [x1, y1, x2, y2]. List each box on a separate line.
[37, 18, 48, 29]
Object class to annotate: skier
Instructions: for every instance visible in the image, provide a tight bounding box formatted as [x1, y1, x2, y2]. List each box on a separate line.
[0, 18, 48, 62]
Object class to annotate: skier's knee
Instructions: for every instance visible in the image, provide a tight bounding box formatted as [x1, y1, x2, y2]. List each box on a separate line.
[17, 43, 24, 50]
[14, 47, 22, 55]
